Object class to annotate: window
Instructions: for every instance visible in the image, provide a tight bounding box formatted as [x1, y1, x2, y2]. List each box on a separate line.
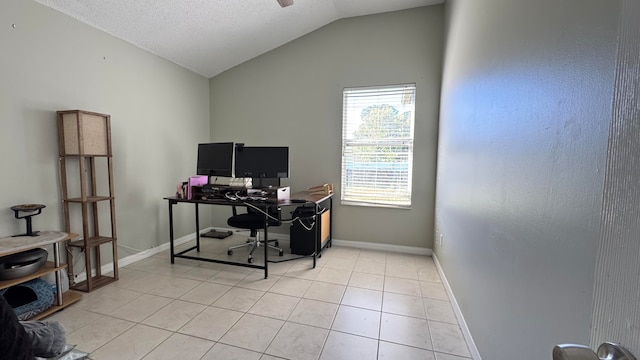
[341, 84, 416, 208]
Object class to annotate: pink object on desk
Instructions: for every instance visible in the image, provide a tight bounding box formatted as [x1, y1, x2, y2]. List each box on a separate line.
[187, 176, 208, 199]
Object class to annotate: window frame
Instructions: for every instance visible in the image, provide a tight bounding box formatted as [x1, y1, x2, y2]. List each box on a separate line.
[340, 83, 416, 209]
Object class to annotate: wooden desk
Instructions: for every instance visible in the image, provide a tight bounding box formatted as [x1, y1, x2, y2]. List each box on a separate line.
[164, 192, 333, 278]
[165, 196, 282, 278]
[0, 231, 82, 320]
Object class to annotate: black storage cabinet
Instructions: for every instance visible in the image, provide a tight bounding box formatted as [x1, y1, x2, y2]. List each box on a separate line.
[290, 205, 321, 255]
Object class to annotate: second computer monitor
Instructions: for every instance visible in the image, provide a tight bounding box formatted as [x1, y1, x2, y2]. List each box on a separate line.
[196, 142, 234, 178]
[234, 145, 289, 180]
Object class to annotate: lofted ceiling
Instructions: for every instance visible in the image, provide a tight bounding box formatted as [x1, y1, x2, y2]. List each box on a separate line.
[34, 0, 443, 78]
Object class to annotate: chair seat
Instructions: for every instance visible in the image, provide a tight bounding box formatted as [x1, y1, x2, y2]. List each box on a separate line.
[227, 213, 277, 230]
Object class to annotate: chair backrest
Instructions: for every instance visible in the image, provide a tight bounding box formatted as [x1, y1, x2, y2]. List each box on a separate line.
[229, 205, 281, 228]
[248, 206, 281, 226]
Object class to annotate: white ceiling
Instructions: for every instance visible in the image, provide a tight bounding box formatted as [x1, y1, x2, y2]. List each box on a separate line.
[34, 0, 443, 78]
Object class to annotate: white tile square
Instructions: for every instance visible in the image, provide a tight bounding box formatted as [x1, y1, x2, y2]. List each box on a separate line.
[237, 272, 281, 291]
[201, 342, 262, 360]
[179, 281, 232, 305]
[288, 298, 339, 329]
[75, 286, 143, 314]
[141, 300, 206, 331]
[379, 341, 436, 360]
[269, 276, 313, 296]
[384, 276, 422, 297]
[354, 260, 386, 275]
[219, 313, 284, 352]
[319, 331, 378, 360]
[380, 312, 432, 350]
[429, 321, 471, 357]
[248, 292, 300, 320]
[421, 281, 449, 300]
[212, 287, 265, 311]
[48, 307, 103, 334]
[341, 287, 383, 311]
[109, 293, 173, 322]
[382, 292, 427, 319]
[348, 272, 385, 291]
[331, 305, 381, 339]
[141, 333, 214, 360]
[66, 315, 135, 353]
[144, 275, 203, 298]
[178, 306, 243, 341]
[425, 298, 458, 324]
[266, 322, 329, 360]
[357, 250, 387, 264]
[208, 269, 251, 286]
[304, 281, 346, 303]
[89, 324, 172, 360]
[324, 257, 357, 271]
[315, 267, 352, 285]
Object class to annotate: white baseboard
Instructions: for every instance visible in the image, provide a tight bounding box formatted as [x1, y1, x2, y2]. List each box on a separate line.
[433, 253, 482, 360]
[331, 238, 432, 256]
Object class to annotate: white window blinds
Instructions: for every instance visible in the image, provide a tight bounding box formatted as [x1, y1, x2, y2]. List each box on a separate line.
[341, 84, 416, 208]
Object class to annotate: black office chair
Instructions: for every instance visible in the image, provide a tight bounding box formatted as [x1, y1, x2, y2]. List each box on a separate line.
[227, 205, 284, 263]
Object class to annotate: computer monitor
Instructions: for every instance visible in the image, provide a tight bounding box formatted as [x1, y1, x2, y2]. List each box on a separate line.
[196, 142, 234, 180]
[234, 145, 289, 182]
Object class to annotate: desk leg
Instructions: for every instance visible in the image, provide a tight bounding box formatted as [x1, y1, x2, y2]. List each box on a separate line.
[169, 201, 175, 264]
[263, 216, 269, 279]
[328, 197, 333, 248]
[195, 203, 200, 252]
[313, 204, 319, 268]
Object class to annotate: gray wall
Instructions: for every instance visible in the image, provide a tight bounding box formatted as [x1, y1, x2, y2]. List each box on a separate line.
[437, 0, 620, 359]
[591, 0, 640, 353]
[0, 1, 210, 268]
[209, 6, 444, 249]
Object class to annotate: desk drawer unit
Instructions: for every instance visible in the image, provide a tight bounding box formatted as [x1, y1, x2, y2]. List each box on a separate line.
[290, 206, 330, 256]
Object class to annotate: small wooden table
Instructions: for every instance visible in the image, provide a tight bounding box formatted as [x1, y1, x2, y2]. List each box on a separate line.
[0, 231, 82, 320]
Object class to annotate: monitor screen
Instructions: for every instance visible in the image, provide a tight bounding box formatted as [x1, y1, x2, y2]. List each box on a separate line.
[234, 146, 289, 179]
[196, 142, 234, 178]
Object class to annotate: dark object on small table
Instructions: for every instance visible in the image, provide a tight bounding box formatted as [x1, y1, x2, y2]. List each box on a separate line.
[11, 204, 46, 237]
[0, 248, 48, 280]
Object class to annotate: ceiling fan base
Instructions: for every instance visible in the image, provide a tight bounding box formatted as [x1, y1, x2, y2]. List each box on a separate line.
[277, 0, 294, 8]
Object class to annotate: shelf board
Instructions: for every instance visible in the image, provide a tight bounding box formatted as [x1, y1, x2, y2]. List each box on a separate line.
[68, 236, 116, 248]
[70, 274, 117, 292]
[60, 154, 112, 158]
[64, 196, 113, 203]
[30, 291, 83, 320]
[0, 262, 67, 290]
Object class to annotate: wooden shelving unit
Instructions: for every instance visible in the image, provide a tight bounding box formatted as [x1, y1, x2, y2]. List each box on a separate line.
[57, 110, 118, 292]
[0, 232, 83, 319]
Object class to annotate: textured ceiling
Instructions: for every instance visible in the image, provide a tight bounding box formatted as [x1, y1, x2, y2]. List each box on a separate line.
[34, 0, 443, 78]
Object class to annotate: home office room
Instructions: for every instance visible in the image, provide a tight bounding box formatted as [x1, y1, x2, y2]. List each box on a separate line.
[3, 1, 640, 360]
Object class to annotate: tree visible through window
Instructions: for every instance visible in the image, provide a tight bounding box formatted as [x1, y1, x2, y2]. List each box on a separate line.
[341, 84, 416, 208]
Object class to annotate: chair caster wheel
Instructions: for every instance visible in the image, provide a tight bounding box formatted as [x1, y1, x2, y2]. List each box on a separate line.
[279, 249, 284, 256]
[248, 257, 253, 263]
[227, 250, 233, 256]
[274, 241, 279, 247]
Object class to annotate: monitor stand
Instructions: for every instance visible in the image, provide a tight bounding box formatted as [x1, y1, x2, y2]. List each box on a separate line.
[252, 177, 280, 189]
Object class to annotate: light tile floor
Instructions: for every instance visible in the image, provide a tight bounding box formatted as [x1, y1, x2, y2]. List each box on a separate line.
[50, 236, 473, 360]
